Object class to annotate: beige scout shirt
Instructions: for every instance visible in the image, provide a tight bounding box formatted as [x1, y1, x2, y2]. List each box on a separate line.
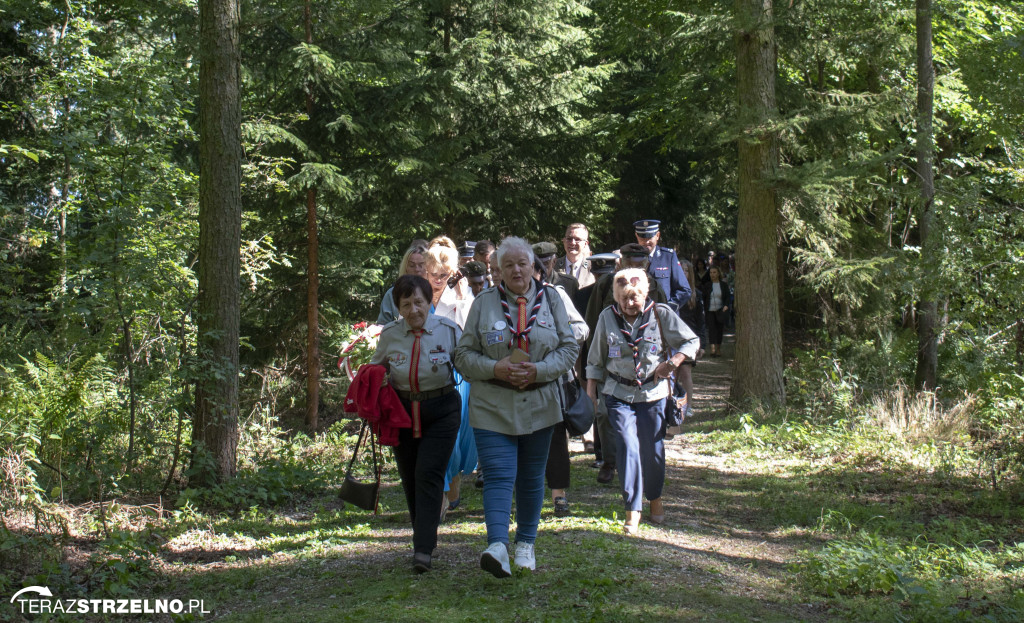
[454, 281, 580, 435]
[370, 314, 462, 392]
[586, 303, 699, 403]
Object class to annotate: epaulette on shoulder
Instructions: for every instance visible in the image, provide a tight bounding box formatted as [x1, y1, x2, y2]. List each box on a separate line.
[380, 318, 404, 333]
[436, 316, 461, 332]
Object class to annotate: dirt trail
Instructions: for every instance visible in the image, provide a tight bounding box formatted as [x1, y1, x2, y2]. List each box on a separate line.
[581, 331, 825, 621]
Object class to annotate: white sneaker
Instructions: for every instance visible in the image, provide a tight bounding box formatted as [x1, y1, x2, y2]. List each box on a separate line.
[513, 542, 535, 570]
[480, 542, 511, 578]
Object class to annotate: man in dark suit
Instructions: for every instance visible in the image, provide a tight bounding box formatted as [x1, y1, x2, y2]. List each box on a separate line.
[557, 223, 595, 288]
[634, 219, 691, 312]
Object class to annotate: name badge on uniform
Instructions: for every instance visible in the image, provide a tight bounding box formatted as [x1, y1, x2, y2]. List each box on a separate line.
[655, 266, 668, 272]
[608, 345, 621, 358]
[486, 331, 505, 346]
[428, 353, 450, 365]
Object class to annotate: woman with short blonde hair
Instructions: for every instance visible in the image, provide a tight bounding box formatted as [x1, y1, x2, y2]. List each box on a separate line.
[377, 241, 429, 324]
[586, 268, 699, 534]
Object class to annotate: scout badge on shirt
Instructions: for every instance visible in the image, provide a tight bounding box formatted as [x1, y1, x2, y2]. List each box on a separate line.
[387, 352, 408, 367]
[486, 331, 505, 346]
[608, 345, 622, 358]
[428, 345, 449, 372]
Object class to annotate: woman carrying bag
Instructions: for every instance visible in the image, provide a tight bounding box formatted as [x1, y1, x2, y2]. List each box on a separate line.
[369, 274, 463, 574]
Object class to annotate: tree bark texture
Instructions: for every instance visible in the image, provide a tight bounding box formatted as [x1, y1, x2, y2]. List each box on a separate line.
[914, 0, 938, 391]
[192, 0, 242, 486]
[731, 0, 786, 405]
[306, 185, 320, 432]
[304, 0, 320, 433]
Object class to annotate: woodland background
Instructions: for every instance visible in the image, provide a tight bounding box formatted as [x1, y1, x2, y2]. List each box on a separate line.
[2, 1, 1024, 620]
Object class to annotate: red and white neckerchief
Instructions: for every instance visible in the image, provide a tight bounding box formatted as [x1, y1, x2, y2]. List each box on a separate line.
[497, 279, 544, 353]
[611, 299, 656, 386]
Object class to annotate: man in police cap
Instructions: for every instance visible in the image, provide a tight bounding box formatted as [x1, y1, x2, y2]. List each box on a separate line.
[458, 241, 476, 266]
[634, 219, 691, 311]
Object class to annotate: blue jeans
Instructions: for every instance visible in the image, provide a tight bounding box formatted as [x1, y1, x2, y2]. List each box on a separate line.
[605, 395, 666, 512]
[473, 425, 555, 545]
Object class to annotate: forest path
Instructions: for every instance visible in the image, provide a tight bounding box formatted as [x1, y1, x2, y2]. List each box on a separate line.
[170, 331, 830, 622]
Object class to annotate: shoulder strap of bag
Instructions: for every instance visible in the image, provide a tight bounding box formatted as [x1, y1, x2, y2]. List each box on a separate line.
[345, 420, 380, 481]
[653, 304, 671, 363]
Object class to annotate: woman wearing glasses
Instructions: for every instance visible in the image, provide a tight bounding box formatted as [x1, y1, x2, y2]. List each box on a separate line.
[423, 236, 477, 517]
[377, 240, 429, 324]
[586, 268, 699, 534]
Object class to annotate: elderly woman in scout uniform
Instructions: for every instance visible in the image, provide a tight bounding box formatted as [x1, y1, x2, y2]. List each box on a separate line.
[586, 268, 699, 534]
[454, 236, 580, 577]
[369, 274, 462, 573]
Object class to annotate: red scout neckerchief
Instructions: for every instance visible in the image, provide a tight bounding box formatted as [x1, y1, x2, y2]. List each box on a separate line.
[497, 279, 545, 354]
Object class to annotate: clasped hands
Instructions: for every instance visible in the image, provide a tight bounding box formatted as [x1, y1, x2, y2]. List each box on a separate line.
[494, 356, 537, 389]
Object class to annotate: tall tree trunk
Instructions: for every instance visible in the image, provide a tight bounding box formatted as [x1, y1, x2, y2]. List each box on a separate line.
[914, 0, 938, 391]
[731, 0, 786, 405]
[191, 0, 242, 486]
[304, 0, 320, 433]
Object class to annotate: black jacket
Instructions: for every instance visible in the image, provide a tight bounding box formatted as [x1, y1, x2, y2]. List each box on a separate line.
[701, 280, 732, 314]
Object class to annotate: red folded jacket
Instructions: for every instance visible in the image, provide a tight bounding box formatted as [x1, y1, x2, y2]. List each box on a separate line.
[343, 364, 411, 446]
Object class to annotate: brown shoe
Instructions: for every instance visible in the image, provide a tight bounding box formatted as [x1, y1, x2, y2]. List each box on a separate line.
[597, 464, 615, 484]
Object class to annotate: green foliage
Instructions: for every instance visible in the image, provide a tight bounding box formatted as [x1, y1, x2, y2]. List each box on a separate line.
[85, 530, 159, 596]
[798, 531, 1024, 621]
[973, 373, 1024, 487]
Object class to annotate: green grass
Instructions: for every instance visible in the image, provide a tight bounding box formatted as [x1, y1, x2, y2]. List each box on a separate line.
[6, 402, 1024, 623]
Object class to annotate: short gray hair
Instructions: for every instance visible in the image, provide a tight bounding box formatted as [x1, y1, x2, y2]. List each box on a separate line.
[495, 236, 534, 267]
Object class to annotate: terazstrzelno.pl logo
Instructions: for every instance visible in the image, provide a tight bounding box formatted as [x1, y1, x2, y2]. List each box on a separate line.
[10, 586, 211, 616]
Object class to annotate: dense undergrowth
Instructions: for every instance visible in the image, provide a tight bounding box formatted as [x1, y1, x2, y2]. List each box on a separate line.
[683, 335, 1024, 622]
[3, 332, 1024, 621]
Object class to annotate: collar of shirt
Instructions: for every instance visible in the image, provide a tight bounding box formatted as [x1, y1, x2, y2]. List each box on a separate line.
[401, 314, 440, 336]
[502, 280, 537, 305]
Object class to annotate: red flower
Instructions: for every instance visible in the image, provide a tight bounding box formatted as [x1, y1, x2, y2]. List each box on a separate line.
[353, 321, 367, 331]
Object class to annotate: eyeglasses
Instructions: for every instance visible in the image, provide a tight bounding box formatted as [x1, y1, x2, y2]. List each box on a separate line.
[428, 270, 450, 281]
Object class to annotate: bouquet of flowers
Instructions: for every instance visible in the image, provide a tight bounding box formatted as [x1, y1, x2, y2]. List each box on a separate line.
[336, 321, 382, 381]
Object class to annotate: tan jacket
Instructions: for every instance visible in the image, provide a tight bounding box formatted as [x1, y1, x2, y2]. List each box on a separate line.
[454, 281, 580, 435]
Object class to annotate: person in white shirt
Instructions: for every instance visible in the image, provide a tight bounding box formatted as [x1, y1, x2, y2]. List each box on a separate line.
[559, 223, 595, 288]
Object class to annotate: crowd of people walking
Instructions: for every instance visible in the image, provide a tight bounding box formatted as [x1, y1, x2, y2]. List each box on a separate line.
[346, 220, 734, 576]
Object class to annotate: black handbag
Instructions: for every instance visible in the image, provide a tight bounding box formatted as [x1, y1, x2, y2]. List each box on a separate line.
[339, 420, 381, 513]
[562, 373, 595, 437]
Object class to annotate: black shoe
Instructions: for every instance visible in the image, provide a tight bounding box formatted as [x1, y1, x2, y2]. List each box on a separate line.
[413, 552, 432, 574]
[597, 464, 615, 484]
[553, 496, 571, 517]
